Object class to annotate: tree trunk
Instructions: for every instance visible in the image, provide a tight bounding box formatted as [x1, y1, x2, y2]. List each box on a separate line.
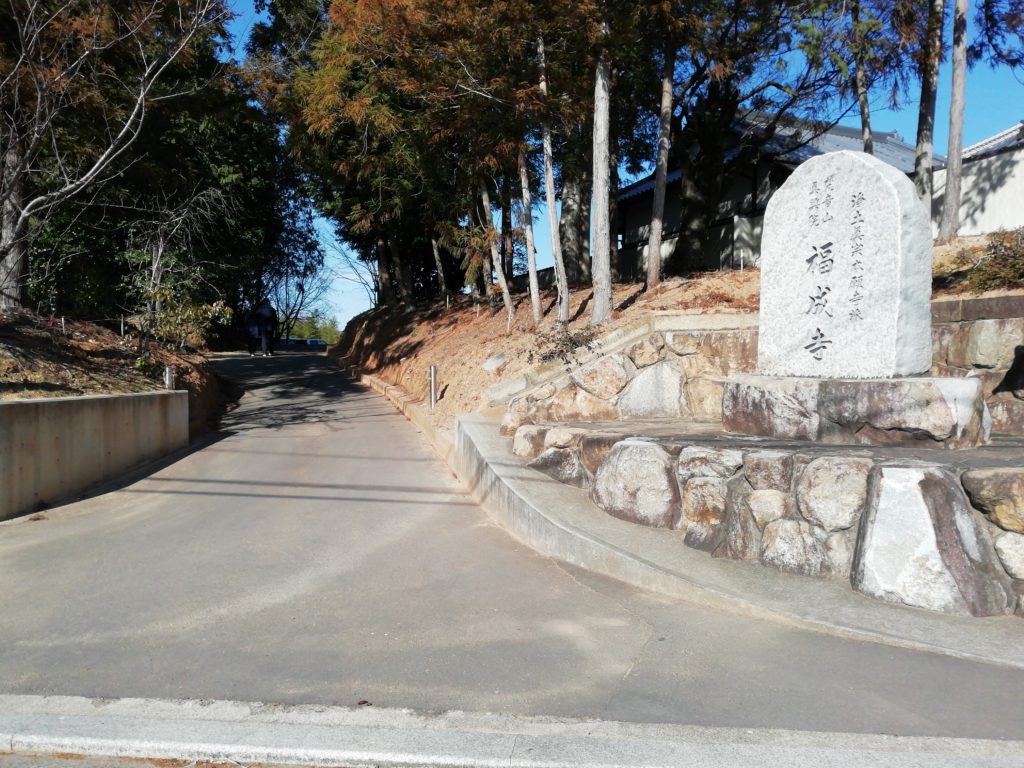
[647, 44, 674, 291]
[914, 0, 946, 207]
[501, 180, 514, 280]
[579, 161, 592, 281]
[376, 234, 397, 306]
[389, 237, 412, 302]
[609, 146, 620, 284]
[856, 66, 873, 154]
[0, 136, 27, 310]
[590, 28, 612, 327]
[537, 35, 570, 326]
[430, 236, 449, 299]
[560, 125, 592, 284]
[479, 182, 515, 331]
[560, 173, 583, 283]
[518, 147, 543, 326]
[938, 0, 968, 243]
[851, 0, 874, 154]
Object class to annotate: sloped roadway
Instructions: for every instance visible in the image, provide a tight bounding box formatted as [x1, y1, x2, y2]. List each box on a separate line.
[1, 352, 1023, 740]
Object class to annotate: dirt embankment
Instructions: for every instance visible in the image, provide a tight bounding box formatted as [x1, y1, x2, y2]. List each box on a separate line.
[333, 271, 760, 432]
[334, 235, 1024, 434]
[0, 310, 230, 437]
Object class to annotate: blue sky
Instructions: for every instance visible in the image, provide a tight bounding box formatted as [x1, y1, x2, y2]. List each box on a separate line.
[225, 3, 1023, 327]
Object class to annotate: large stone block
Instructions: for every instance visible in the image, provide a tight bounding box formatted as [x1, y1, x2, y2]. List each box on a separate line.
[679, 476, 729, 551]
[591, 440, 680, 528]
[742, 449, 795, 491]
[712, 476, 761, 561]
[528, 447, 589, 489]
[676, 446, 744, 483]
[994, 531, 1024, 579]
[512, 425, 548, 458]
[545, 384, 618, 423]
[696, 330, 759, 377]
[961, 468, 1024, 533]
[579, 434, 623, 476]
[826, 529, 857, 578]
[986, 394, 1024, 436]
[796, 456, 872, 532]
[760, 519, 829, 577]
[571, 354, 635, 400]
[933, 323, 971, 369]
[748, 489, 791, 529]
[616, 360, 687, 419]
[723, 374, 990, 449]
[853, 465, 1014, 617]
[685, 376, 727, 422]
[758, 151, 932, 379]
[723, 374, 820, 441]
[501, 397, 534, 436]
[543, 426, 587, 449]
[965, 318, 1024, 369]
[663, 331, 700, 356]
[818, 377, 990, 448]
[625, 334, 665, 368]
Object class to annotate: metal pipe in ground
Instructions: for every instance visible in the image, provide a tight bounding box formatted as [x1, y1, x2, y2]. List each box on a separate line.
[163, 365, 176, 390]
[429, 365, 437, 410]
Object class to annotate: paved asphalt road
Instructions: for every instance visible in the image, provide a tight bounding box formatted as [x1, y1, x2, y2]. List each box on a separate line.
[1, 353, 1023, 740]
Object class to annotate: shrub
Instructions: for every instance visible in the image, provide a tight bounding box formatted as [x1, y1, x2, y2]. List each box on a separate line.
[964, 228, 1024, 292]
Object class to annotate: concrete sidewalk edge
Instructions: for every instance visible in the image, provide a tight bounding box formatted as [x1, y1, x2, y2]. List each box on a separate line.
[2, 695, 1023, 768]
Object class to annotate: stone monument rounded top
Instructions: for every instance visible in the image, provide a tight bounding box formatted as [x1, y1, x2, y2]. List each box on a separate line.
[757, 150, 932, 379]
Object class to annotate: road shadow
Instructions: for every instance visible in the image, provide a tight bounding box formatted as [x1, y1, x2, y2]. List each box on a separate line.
[212, 354, 379, 434]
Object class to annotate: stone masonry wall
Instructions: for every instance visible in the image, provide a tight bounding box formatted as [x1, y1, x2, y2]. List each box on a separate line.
[501, 298, 1024, 437]
[501, 328, 758, 435]
[511, 426, 1024, 618]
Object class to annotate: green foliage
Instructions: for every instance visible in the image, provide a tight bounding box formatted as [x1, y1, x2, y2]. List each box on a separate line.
[147, 289, 233, 349]
[26, 56, 325, 330]
[289, 312, 341, 344]
[133, 355, 164, 380]
[963, 229, 1024, 292]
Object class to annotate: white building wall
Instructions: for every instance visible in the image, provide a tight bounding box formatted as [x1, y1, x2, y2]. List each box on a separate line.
[932, 146, 1024, 237]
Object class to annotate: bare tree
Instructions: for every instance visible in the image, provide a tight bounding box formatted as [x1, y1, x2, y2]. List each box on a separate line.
[646, 40, 674, 291]
[537, 36, 570, 326]
[479, 180, 514, 332]
[590, 22, 612, 327]
[913, 0, 947, 206]
[518, 146, 542, 326]
[938, 0, 969, 242]
[270, 260, 336, 340]
[0, 0, 224, 309]
[329, 240, 379, 307]
[850, 0, 875, 153]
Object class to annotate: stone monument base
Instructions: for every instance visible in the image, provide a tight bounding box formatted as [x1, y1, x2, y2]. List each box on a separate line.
[723, 374, 991, 449]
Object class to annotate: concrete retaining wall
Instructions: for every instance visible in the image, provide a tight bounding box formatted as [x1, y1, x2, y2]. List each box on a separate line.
[0, 391, 188, 521]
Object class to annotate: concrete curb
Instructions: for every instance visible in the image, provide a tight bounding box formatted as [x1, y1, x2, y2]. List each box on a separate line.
[345, 364, 455, 465]
[2, 695, 1023, 768]
[344, 361, 1024, 670]
[452, 413, 1024, 670]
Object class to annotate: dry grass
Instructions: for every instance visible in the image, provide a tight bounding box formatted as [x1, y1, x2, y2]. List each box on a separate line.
[333, 271, 759, 433]
[0, 309, 227, 435]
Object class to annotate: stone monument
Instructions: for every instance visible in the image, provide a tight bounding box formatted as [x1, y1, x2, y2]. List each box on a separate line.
[723, 151, 990, 449]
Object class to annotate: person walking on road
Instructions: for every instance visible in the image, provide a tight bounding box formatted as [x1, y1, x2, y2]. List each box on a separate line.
[246, 299, 278, 356]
